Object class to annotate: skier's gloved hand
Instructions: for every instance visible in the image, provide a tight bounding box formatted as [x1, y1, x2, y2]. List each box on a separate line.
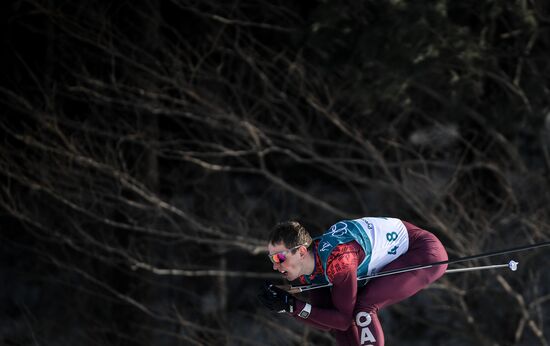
[257, 281, 296, 313]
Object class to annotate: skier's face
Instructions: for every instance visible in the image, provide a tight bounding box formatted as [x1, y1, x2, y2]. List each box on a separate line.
[268, 242, 305, 281]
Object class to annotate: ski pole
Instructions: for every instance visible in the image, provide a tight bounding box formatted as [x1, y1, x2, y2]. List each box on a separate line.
[356, 239, 549, 280]
[286, 260, 519, 293]
[281, 240, 549, 293]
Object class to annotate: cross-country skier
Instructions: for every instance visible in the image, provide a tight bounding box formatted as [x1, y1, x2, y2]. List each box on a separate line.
[257, 217, 448, 346]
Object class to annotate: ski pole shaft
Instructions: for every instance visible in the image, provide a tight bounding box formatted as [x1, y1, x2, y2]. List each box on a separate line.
[445, 260, 518, 274]
[364, 240, 549, 280]
[287, 260, 519, 293]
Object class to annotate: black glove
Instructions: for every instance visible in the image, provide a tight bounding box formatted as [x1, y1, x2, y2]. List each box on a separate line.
[257, 281, 296, 313]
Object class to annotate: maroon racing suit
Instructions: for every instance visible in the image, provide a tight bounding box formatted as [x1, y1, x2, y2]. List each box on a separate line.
[291, 221, 448, 346]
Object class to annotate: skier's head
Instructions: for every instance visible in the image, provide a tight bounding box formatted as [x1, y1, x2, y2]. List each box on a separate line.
[267, 221, 313, 281]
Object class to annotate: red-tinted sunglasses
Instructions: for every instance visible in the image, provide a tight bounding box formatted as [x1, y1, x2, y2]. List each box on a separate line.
[268, 244, 306, 264]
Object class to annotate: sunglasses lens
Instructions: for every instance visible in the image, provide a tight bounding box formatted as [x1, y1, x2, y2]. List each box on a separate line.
[269, 252, 287, 264]
[270, 254, 280, 263]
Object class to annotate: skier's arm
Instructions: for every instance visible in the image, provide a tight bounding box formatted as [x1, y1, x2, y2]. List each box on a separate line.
[291, 246, 360, 331]
[292, 270, 356, 331]
[295, 289, 334, 331]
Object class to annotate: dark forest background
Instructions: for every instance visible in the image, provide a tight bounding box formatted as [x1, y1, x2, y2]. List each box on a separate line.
[1, 1, 550, 345]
